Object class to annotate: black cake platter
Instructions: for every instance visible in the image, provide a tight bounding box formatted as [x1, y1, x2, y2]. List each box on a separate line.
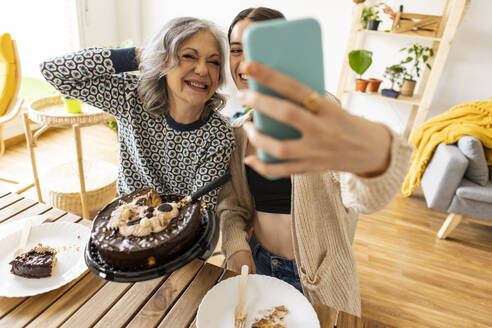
[84, 174, 229, 282]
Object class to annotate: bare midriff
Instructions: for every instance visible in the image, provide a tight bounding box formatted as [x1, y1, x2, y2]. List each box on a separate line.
[253, 212, 295, 260]
[246, 142, 295, 260]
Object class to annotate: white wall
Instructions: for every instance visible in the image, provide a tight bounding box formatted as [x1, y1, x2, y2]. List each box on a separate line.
[115, 0, 490, 130]
[4, 1, 488, 143]
[2, 0, 80, 139]
[10, 0, 488, 140]
[137, 0, 355, 118]
[79, 0, 119, 47]
[430, 0, 492, 114]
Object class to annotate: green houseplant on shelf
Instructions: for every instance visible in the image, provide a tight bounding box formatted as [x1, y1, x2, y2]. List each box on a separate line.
[399, 44, 434, 97]
[382, 64, 406, 98]
[360, 2, 384, 30]
[348, 49, 373, 93]
[367, 77, 383, 93]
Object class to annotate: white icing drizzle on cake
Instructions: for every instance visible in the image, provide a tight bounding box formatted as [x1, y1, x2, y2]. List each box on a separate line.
[108, 200, 180, 237]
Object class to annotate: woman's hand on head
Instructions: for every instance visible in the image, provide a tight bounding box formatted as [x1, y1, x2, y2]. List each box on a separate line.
[226, 250, 256, 274]
[238, 61, 393, 178]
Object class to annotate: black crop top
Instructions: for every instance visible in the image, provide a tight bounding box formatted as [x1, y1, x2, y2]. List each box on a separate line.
[245, 166, 291, 214]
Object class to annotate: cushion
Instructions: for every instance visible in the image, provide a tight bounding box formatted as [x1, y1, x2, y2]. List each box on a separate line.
[455, 179, 492, 204]
[449, 195, 492, 221]
[0, 33, 17, 116]
[457, 136, 489, 186]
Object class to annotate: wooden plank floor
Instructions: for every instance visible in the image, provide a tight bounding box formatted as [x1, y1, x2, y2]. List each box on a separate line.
[1, 124, 491, 328]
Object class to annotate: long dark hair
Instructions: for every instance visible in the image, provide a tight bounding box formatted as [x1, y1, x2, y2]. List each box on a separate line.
[228, 7, 285, 41]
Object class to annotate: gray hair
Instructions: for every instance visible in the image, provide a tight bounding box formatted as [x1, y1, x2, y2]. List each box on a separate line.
[137, 17, 227, 119]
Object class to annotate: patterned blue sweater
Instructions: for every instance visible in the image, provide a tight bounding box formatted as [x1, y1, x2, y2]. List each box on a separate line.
[40, 47, 235, 210]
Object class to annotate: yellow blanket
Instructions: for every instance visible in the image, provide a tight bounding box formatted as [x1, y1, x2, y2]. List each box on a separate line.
[402, 99, 492, 196]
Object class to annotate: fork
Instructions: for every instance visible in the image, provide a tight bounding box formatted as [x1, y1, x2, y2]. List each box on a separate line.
[234, 265, 249, 328]
[13, 219, 32, 259]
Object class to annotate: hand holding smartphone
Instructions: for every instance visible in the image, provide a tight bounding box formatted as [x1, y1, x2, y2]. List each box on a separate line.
[243, 18, 325, 164]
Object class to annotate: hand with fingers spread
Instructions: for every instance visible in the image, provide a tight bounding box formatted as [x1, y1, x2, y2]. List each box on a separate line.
[238, 61, 393, 178]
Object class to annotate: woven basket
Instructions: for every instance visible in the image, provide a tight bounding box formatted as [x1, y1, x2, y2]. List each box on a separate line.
[42, 160, 118, 215]
[29, 95, 113, 127]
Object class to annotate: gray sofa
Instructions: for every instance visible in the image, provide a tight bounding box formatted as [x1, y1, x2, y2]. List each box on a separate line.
[421, 136, 492, 239]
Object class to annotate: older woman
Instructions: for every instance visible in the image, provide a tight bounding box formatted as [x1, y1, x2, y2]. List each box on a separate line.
[218, 7, 412, 317]
[41, 17, 235, 210]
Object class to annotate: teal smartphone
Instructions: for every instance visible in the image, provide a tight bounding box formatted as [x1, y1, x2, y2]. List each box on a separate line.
[243, 18, 325, 164]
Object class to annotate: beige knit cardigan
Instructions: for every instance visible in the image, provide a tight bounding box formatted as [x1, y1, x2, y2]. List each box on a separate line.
[217, 105, 413, 317]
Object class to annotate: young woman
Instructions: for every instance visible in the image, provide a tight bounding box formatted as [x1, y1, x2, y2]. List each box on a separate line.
[41, 17, 235, 211]
[218, 7, 413, 316]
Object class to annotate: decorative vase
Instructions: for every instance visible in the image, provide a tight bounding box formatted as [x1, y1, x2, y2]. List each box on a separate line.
[400, 79, 416, 97]
[367, 78, 382, 93]
[381, 88, 400, 98]
[367, 20, 381, 31]
[64, 98, 82, 114]
[355, 79, 369, 92]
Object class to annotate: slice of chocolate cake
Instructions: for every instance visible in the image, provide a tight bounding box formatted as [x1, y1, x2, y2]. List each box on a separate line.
[10, 243, 57, 278]
[91, 189, 204, 270]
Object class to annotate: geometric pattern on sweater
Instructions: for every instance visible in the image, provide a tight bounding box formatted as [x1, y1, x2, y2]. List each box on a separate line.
[40, 48, 234, 211]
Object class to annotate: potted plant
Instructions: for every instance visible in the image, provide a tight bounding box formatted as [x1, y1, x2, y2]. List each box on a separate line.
[382, 64, 406, 98]
[360, 2, 384, 30]
[367, 78, 382, 93]
[62, 95, 81, 114]
[399, 44, 434, 97]
[348, 49, 373, 93]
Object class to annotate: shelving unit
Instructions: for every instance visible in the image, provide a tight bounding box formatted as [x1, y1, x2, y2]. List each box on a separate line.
[337, 0, 469, 140]
[358, 29, 442, 42]
[344, 88, 421, 106]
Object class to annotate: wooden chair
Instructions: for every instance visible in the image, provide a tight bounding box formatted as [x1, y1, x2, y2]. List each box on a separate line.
[0, 34, 32, 193]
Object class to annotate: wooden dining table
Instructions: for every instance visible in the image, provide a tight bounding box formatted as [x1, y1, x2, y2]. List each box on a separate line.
[0, 191, 364, 328]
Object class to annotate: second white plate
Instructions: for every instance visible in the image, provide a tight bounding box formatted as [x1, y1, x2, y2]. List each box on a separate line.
[0, 221, 90, 297]
[196, 274, 320, 328]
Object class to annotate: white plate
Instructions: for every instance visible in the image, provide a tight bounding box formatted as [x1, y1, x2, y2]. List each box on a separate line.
[0, 215, 46, 240]
[196, 274, 320, 328]
[0, 222, 90, 297]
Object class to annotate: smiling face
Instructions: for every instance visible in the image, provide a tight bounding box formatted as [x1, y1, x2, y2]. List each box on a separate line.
[229, 19, 254, 90]
[165, 31, 221, 112]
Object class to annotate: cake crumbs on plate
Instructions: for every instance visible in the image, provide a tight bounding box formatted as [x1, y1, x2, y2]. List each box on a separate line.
[251, 305, 289, 328]
[56, 244, 82, 253]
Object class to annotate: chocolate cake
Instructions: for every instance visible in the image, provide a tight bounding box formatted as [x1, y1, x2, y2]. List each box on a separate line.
[91, 189, 204, 270]
[10, 243, 57, 278]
